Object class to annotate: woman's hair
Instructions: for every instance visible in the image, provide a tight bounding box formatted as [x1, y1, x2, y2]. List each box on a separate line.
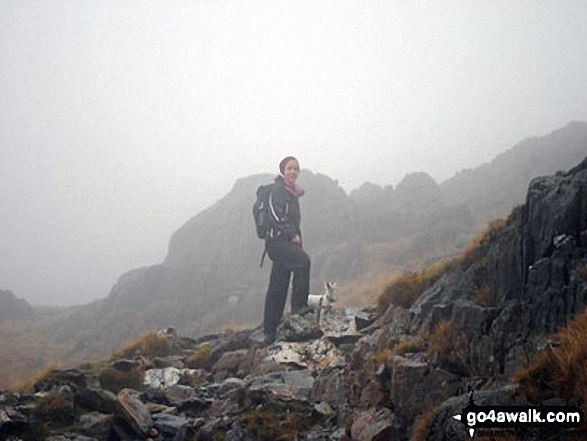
[279, 156, 298, 175]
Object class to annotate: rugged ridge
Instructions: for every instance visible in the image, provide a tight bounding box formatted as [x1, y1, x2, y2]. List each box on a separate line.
[44, 122, 587, 358]
[2, 157, 586, 440]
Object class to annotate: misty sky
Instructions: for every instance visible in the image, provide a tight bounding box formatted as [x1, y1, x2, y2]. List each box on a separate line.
[1, 1, 587, 306]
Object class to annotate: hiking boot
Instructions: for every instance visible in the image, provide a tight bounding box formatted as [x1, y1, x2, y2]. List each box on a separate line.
[292, 305, 315, 317]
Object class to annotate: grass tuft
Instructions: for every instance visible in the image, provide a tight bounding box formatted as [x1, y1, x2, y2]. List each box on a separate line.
[34, 390, 74, 427]
[98, 367, 144, 394]
[112, 330, 172, 360]
[411, 406, 439, 441]
[186, 344, 211, 369]
[426, 321, 454, 360]
[515, 309, 587, 405]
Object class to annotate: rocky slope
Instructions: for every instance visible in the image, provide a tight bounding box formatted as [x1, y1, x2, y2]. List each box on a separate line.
[2, 157, 586, 440]
[43, 123, 587, 356]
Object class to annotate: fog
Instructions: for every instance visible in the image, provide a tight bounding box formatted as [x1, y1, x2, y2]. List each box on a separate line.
[1, 1, 587, 306]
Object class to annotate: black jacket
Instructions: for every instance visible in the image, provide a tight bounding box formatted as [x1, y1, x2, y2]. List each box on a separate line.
[268, 176, 304, 242]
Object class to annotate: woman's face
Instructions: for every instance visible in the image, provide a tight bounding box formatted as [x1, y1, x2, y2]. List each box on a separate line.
[283, 159, 300, 184]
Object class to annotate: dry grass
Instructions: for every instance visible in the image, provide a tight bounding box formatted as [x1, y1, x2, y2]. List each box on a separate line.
[411, 406, 439, 441]
[392, 338, 425, 355]
[461, 219, 506, 264]
[186, 343, 211, 369]
[377, 259, 460, 312]
[112, 330, 172, 360]
[426, 321, 454, 359]
[515, 309, 587, 405]
[373, 348, 393, 365]
[33, 390, 75, 426]
[98, 366, 144, 394]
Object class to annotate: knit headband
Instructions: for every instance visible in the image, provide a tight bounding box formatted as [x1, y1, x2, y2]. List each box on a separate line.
[279, 156, 298, 175]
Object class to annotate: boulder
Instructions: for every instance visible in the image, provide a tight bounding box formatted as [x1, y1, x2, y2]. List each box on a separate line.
[277, 314, 324, 342]
[74, 388, 118, 414]
[351, 408, 396, 441]
[116, 388, 152, 436]
[78, 411, 115, 438]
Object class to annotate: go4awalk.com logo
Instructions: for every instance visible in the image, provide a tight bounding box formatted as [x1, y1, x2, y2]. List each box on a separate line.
[452, 395, 584, 437]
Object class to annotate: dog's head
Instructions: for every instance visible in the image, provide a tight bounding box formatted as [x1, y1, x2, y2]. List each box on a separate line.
[325, 281, 338, 301]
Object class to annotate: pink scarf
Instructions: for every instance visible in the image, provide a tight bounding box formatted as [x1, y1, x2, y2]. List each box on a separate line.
[284, 179, 303, 197]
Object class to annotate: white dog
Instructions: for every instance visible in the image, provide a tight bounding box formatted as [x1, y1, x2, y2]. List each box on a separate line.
[308, 282, 337, 324]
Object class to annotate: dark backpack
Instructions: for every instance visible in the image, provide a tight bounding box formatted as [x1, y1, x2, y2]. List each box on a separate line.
[253, 184, 274, 239]
[253, 183, 274, 266]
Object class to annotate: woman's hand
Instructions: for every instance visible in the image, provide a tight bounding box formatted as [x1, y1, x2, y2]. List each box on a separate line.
[292, 235, 301, 245]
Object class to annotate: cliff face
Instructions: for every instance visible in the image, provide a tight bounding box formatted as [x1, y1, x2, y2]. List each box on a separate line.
[410, 157, 587, 377]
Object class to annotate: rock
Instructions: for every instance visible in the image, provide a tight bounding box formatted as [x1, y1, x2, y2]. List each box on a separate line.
[277, 314, 324, 342]
[152, 355, 185, 369]
[34, 368, 88, 392]
[116, 388, 152, 436]
[311, 368, 349, 407]
[319, 307, 359, 338]
[143, 367, 200, 389]
[0, 407, 29, 435]
[249, 370, 315, 400]
[74, 388, 118, 414]
[267, 338, 346, 372]
[314, 401, 335, 416]
[351, 408, 395, 441]
[218, 377, 247, 396]
[157, 384, 212, 414]
[387, 354, 462, 424]
[46, 435, 100, 441]
[111, 359, 138, 372]
[211, 349, 249, 381]
[268, 342, 309, 368]
[152, 412, 189, 436]
[426, 385, 519, 441]
[78, 411, 115, 438]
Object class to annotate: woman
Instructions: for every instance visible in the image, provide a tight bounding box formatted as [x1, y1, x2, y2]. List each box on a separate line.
[263, 156, 311, 344]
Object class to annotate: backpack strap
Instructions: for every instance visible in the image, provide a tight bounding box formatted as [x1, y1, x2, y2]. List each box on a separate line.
[259, 238, 268, 267]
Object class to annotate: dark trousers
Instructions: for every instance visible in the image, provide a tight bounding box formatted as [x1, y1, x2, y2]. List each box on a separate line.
[263, 239, 311, 334]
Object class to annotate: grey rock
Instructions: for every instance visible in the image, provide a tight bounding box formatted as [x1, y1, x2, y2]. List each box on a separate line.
[277, 314, 324, 342]
[34, 368, 88, 392]
[152, 412, 189, 436]
[249, 370, 315, 400]
[116, 388, 152, 436]
[46, 436, 99, 441]
[144, 367, 200, 389]
[111, 359, 138, 372]
[78, 411, 115, 438]
[426, 385, 518, 441]
[387, 354, 462, 424]
[218, 377, 247, 396]
[211, 349, 249, 381]
[152, 355, 185, 369]
[75, 387, 118, 414]
[351, 408, 395, 441]
[0, 407, 28, 434]
[311, 368, 349, 407]
[158, 384, 212, 414]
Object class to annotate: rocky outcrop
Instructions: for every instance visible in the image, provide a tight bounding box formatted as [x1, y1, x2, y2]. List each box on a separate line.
[0, 290, 35, 322]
